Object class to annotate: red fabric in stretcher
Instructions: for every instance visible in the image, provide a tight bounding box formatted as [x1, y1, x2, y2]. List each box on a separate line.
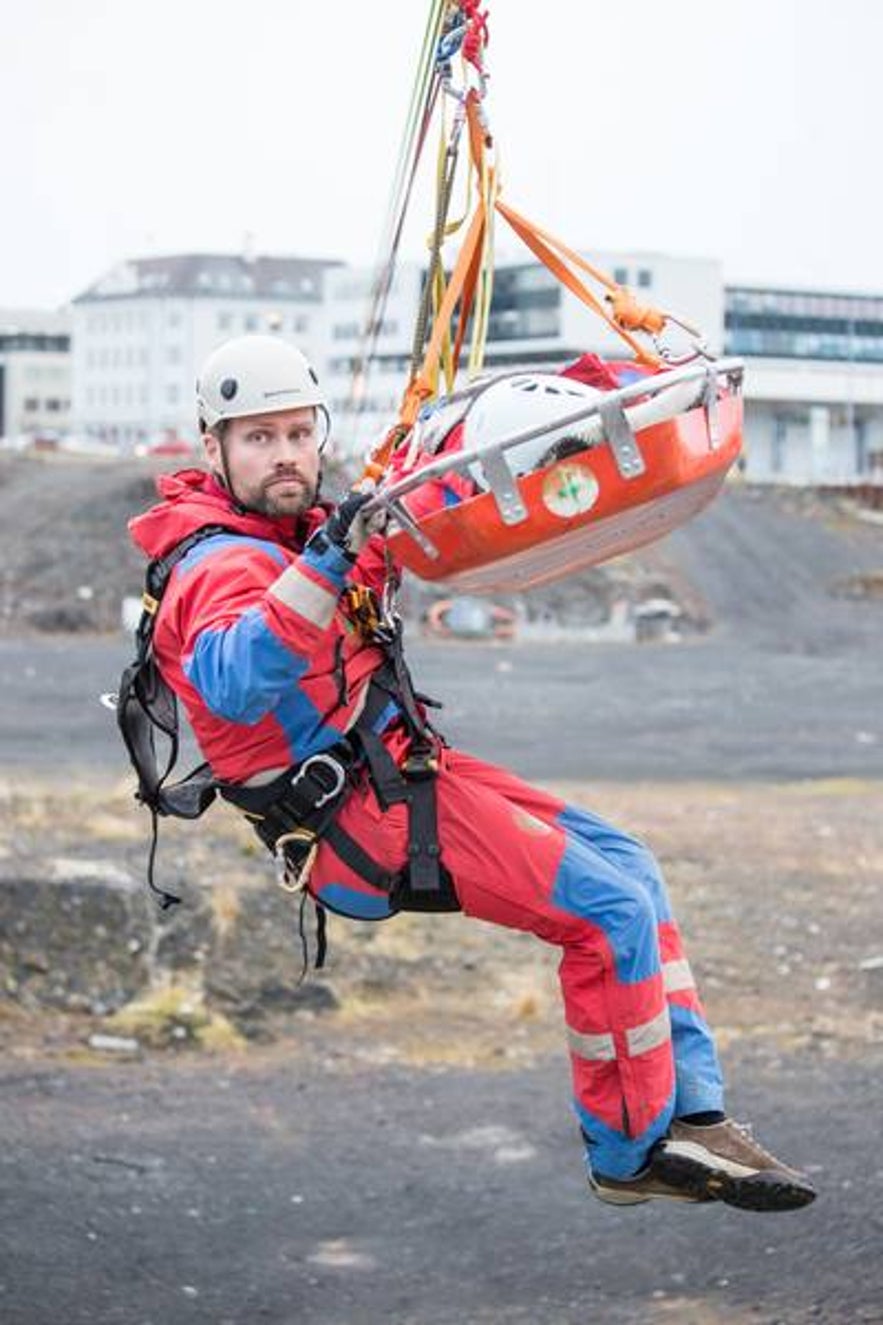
[560, 353, 622, 391]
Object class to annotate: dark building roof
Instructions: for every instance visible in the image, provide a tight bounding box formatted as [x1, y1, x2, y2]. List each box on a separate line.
[73, 253, 343, 304]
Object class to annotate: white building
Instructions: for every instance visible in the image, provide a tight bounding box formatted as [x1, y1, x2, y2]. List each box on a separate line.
[71, 253, 340, 449]
[69, 248, 883, 482]
[0, 308, 72, 442]
[725, 287, 883, 481]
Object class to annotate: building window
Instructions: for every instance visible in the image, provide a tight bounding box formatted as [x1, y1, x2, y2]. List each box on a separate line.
[24, 397, 39, 411]
[45, 398, 62, 412]
[772, 418, 787, 474]
[244, 314, 258, 332]
[637, 268, 652, 288]
[613, 266, 628, 285]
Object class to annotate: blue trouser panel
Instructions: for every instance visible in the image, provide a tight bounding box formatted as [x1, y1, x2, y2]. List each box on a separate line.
[557, 804, 725, 1177]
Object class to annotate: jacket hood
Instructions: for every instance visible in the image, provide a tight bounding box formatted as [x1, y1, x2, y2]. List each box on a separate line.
[128, 467, 331, 561]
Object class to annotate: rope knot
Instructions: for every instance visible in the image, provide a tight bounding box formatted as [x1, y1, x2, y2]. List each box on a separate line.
[608, 288, 667, 336]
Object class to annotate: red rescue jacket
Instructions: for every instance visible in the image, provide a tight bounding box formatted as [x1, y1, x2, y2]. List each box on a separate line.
[128, 469, 393, 785]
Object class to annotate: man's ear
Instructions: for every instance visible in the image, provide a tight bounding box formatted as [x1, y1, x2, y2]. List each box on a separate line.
[203, 430, 221, 471]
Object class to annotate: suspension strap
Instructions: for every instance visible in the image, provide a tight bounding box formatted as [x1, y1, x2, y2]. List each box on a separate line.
[494, 200, 663, 363]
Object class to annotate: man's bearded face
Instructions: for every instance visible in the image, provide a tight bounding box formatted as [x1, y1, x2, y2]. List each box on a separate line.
[204, 407, 322, 516]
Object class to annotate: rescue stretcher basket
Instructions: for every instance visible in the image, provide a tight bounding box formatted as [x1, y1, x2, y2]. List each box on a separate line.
[372, 358, 744, 593]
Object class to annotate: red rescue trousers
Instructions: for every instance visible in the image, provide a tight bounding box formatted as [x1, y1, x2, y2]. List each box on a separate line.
[309, 745, 725, 1179]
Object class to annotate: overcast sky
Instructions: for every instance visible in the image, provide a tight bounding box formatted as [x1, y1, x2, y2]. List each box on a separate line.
[4, 0, 881, 310]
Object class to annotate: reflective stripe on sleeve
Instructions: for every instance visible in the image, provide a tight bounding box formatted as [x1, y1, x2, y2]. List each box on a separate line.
[268, 565, 339, 628]
[566, 1026, 616, 1062]
[662, 958, 695, 994]
[625, 1007, 672, 1057]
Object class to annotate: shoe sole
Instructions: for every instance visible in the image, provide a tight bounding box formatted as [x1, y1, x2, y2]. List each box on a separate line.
[588, 1174, 712, 1206]
[653, 1144, 817, 1212]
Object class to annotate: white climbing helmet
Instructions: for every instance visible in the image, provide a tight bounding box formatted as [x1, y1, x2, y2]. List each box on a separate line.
[196, 335, 326, 431]
[462, 373, 602, 480]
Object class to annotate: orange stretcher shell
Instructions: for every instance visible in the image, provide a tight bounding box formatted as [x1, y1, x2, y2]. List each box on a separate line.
[380, 361, 744, 594]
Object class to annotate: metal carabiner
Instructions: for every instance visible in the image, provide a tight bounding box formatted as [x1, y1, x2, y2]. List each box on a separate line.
[274, 830, 319, 894]
[288, 753, 347, 810]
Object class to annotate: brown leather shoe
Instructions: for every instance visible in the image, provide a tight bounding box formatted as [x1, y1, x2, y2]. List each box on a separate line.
[651, 1118, 817, 1212]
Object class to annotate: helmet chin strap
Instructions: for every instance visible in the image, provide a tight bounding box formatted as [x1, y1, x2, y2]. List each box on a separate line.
[214, 435, 249, 516]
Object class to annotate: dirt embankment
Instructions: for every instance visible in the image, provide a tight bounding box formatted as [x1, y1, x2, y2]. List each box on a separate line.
[4, 450, 883, 640]
[0, 451, 348, 635]
[0, 451, 730, 638]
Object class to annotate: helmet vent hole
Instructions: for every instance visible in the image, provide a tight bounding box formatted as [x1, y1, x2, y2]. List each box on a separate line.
[220, 377, 238, 401]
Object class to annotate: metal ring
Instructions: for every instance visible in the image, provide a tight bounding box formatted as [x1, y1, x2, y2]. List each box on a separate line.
[289, 753, 347, 810]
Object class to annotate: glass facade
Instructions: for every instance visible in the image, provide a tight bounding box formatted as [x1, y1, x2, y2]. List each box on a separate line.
[486, 265, 561, 340]
[725, 287, 883, 362]
[0, 332, 70, 353]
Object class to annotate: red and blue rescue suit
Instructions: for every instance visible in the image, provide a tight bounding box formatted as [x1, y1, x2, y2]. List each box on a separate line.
[130, 468, 724, 1179]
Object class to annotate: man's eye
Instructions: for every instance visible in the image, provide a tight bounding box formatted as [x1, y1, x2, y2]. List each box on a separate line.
[249, 431, 270, 444]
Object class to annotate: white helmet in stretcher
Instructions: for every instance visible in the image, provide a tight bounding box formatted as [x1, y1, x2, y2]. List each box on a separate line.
[197, 335, 326, 431]
[462, 373, 603, 484]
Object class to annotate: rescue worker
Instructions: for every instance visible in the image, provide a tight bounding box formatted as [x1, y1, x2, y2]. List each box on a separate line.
[128, 335, 816, 1213]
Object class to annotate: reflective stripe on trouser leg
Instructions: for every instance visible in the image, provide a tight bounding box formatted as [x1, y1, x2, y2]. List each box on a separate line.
[659, 920, 725, 1116]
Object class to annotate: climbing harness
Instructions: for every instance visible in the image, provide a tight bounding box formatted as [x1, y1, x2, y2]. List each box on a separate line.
[114, 530, 458, 941]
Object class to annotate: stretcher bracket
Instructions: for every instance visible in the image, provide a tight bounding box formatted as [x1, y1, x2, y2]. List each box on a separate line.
[599, 398, 646, 479]
[478, 447, 528, 525]
[702, 368, 721, 450]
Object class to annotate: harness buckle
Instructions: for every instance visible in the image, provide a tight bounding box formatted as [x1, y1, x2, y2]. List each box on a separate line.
[402, 751, 439, 780]
[141, 591, 160, 616]
[274, 828, 319, 893]
[289, 752, 347, 810]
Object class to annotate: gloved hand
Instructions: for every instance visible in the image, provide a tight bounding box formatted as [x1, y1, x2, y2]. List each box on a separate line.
[309, 488, 387, 563]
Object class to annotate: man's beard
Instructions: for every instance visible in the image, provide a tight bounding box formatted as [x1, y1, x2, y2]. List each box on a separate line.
[234, 472, 318, 517]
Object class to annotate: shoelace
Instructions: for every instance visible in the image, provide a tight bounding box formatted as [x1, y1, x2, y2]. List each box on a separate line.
[727, 1119, 778, 1165]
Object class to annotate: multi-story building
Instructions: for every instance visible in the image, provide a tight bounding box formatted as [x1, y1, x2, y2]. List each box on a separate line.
[0, 308, 72, 442]
[71, 252, 340, 449]
[725, 287, 883, 481]
[68, 248, 883, 482]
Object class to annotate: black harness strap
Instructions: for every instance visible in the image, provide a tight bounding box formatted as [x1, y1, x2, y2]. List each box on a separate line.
[116, 524, 235, 907]
[120, 521, 456, 923]
[323, 821, 397, 892]
[222, 651, 460, 916]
